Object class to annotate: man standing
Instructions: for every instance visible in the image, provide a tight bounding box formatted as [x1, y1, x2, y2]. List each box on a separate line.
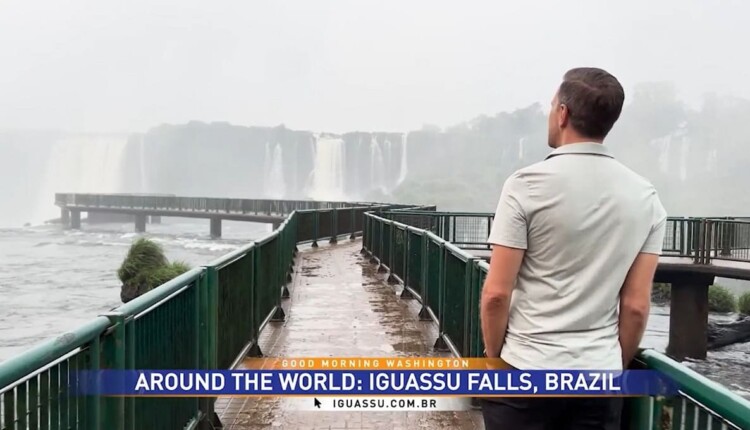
[480, 68, 667, 429]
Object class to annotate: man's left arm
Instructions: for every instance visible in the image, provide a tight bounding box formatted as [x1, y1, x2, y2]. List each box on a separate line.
[481, 173, 527, 358]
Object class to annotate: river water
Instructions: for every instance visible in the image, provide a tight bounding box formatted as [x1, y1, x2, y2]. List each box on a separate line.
[0, 220, 748, 398]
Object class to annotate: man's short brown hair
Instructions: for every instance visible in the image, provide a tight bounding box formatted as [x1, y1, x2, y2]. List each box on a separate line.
[558, 68, 625, 140]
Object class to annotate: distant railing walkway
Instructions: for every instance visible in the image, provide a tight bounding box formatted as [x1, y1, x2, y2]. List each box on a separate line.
[55, 193, 377, 218]
[54, 193, 407, 237]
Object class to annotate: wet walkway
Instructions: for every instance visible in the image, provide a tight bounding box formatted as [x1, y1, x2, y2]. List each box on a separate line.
[215, 239, 484, 429]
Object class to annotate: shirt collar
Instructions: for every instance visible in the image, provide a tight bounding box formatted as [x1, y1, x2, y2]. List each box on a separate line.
[545, 142, 614, 160]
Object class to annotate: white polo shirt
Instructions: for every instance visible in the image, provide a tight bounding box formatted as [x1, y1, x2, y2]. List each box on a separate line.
[487, 142, 667, 370]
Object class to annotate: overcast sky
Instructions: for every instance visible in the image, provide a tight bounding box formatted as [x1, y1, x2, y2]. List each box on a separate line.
[0, 0, 747, 133]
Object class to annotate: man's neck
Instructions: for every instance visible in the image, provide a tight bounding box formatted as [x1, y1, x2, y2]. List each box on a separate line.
[556, 137, 604, 148]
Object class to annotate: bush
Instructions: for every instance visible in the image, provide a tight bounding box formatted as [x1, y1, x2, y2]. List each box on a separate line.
[708, 285, 737, 313]
[118, 238, 190, 303]
[738, 292, 750, 316]
[118, 238, 168, 284]
[651, 283, 671, 304]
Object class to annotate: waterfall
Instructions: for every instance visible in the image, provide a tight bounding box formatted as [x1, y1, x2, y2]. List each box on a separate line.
[396, 133, 408, 186]
[264, 142, 286, 198]
[652, 135, 671, 174]
[518, 137, 526, 160]
[308, 135, 345, 200]
[385, 139, 394, 187]
[33, 134, 128, 223]
[679, 138, 689, 182]
[708, 149, 718, 173]
[370, 136, 387, 194]
[138, 135, 148, 193]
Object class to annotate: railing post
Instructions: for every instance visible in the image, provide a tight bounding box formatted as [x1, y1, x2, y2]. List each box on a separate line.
[694, 220, 703, 264]
[205, 267, 219, 369]
[389, 222, 395, 272]
[330, 209, 338, 244]
[462, 258, 477, 356]
[360, 214, 369, 255]
[271, 238, 286, 322]
[418, 234, 431, 321]
[705, 220, 713, 264]
[442, 216, 450, 241]
[400, 227, 414, 299]
[350, 209, 357, 240]
[197, 270, 211, 368]
[206, 266, 222, 428]
[247, 248, 262, 357]
[125, 315, 135, 430]
[100, 312, 127, 430]
[311, 211, 319, 248]
[721, 221, 732, 256]
[87, 334, 102, 429]
[434, 243, 448, 351]
[680, 219, 690, 256]
[369, 217, 380, 265]
[387, 224, 399, 284]
[193, 272, 207, 420]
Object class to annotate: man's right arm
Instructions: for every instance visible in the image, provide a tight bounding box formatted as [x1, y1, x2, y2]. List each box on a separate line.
[618, 252, 659, 367]
[620, 196, 667, 366]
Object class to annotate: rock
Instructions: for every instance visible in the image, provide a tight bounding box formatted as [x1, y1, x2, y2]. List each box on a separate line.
[707, 316, 750, 350]
[120, 282, 148, 303]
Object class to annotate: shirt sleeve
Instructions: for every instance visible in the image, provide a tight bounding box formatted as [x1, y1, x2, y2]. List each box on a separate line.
[487, 173, 528, 249]
[640, 195, 668, 254]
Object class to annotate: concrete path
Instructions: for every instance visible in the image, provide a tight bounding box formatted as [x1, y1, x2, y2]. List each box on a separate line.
[215, 239, 484, 430]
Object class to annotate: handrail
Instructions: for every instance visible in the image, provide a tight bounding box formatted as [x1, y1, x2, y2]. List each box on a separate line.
[362, 209, 750, 429]
[117, 268, 204, 316]
[0, 200, 406, 429]
[381, 210, 750, 264]
[0, 318, 110, 391]
[637, 350, 750, 429]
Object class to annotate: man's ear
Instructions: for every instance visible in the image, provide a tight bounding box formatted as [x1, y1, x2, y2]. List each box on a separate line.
[558, 104, 569, 128]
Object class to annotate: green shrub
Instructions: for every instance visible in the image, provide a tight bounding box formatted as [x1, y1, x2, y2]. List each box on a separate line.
[708, 285, 737, 313]
[118, 238, 190, 302]
[117, 238, 168, 284]
[651, 283, 671, 304]
[738, 292, 750, 316]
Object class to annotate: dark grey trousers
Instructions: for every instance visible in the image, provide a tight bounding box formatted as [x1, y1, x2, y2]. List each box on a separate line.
[480, 397, 623, 430]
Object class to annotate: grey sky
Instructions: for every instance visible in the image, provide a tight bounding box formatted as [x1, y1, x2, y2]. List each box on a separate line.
[0, 0, 747, 133]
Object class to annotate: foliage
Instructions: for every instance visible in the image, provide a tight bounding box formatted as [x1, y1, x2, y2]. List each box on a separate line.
[708, 285, 737, 313]
[738, 292, 750, 316]
[117, 238, 168, 284]
[651, 283, 671, 304]
[118, 238, 190, 302]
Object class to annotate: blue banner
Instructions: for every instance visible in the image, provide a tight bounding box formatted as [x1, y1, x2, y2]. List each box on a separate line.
[73, 369, 677, 396]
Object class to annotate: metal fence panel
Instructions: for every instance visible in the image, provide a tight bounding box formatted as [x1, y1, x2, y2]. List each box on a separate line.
[406, 230, 423, 297]
[216, 251, 254, 369]
[392, 227, 406, 279]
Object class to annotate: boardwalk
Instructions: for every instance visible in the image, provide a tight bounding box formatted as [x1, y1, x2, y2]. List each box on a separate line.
[215, 240, 484, 430]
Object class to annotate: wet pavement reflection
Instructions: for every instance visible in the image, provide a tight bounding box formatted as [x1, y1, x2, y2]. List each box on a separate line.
[215, 239, 484, 429]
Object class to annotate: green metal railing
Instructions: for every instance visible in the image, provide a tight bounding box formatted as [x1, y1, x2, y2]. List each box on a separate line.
[0, 203, 389, 429]
[384, 211, 750, 264]
[384, 210, 494, 250]
[363, 211, 750, 430]
[0, 268, 208, 430]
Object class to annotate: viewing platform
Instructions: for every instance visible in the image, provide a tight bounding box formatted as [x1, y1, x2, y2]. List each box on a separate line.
[1, 194, 748, 430]
[55, 193, 384, 238]
[215, 240, 481, 429]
